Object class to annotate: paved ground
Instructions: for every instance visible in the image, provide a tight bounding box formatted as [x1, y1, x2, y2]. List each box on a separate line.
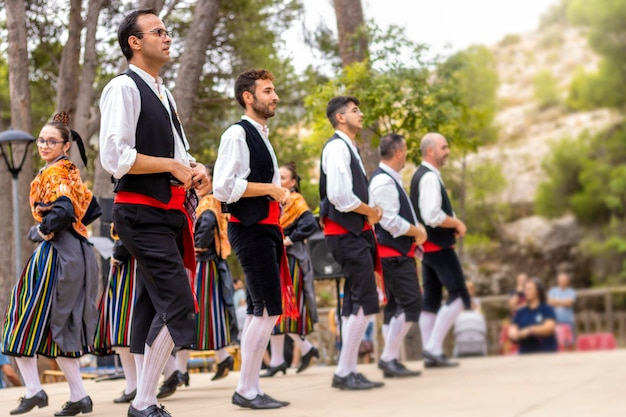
[1, 350, 625, 417]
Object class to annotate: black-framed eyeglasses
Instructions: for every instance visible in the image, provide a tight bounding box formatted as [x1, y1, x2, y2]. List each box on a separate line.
[137, 28, 173, 39]
[36, 138, 65, 148]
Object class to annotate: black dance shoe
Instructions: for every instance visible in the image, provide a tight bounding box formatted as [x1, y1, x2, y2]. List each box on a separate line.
[331, 373, 375, 390]
[53, 396, 93, 416]
[422, 350, 459, 368]
[156, 370, 185, 399]
[10, 390, 48, 415]
[378, 359, 422, 378]
[260, 361, 288, 377]
[231, 392, 285, 409]
[297, 346, 320, 373]
[128, 404, 171, 417]
[212, 355, 234, 381]
[354, 372, 385, 388]
[113, 389, 136, 404]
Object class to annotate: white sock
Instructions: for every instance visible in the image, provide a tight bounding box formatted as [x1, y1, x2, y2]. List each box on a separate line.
[215, 348, 230, 363]
[236, 309, 278, 400]
[419, 311, 436, 354]
[56, 357, 88, 402]
[162, 354, 177, 379]
[382, 324, 390, 343]
[425, 298, 464, 355]
[116, 347, 137, 394]
[381, 313, 412, 362]
[269, 334, 286, 367]
[175, 350, 190, 373]
[288, 333, 313, 356]
[134, 353, 144, 391]
[132, 326, 175, 410]
[15, 356, 43, 397]
[335, 308, 370, 377]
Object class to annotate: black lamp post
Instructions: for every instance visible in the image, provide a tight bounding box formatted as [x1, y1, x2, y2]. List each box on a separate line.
[0, 129, 35, 278]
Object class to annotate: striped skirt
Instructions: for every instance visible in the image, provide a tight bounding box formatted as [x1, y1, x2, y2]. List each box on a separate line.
[194, 260, 230, 350]
[93, 258, 137, 355]
[2, 242, 88, 358]
[273, 255, 314, 336]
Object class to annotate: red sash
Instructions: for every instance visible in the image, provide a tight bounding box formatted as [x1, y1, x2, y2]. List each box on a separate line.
[229, 201, 298, 321]
[377, 243, 417, 258]
[115, 187, 198, 311]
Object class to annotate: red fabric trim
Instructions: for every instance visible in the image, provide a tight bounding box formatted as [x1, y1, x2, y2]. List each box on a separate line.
[378, 243, 417, 258]
[322, 217, 372, 236]
[229, 201, 281, 225]
[423, 240, 444, 253]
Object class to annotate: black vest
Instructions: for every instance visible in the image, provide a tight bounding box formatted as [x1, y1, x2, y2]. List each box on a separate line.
[114, 69, 184, 203]
[319, 134, 369, 235]
[410, 164, 455, 248]
[225, 120, 274, 227]
[371, 167, 416, 256]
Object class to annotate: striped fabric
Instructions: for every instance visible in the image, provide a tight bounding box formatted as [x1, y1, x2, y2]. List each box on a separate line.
[194, 260, 230, 350]
[2, 242, 87, 358]
[94, 258, 137, 355]
[273, 256, 314, 336]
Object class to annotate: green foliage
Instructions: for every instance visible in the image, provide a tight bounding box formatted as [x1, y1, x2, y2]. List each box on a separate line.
[536, 123, 626, 224]
[566, 0, 626, 109]
[498, 34, 521, 47]
[533, 69, 561, 109]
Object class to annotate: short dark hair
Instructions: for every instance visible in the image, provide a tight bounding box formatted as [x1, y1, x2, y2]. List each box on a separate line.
[118, 9, 156, 61]
[234, 69, 275, 109]
[379, 133, 405, 160]
[326, 96, 360, 128]
[205, 163, 214, 178]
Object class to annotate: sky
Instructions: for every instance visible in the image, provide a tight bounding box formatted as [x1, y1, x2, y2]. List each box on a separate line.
[284, 0, 560, 71]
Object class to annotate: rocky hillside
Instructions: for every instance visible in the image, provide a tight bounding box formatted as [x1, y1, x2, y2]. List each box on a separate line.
[463, 23, 622, 293]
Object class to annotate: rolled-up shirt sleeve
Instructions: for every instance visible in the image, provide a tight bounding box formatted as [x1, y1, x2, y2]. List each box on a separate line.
[213, 124, 250, 204]
[370, 174, 411, 238]
[99, 76, 141, 179]
[322, 140, 363, 213]
[418, 172, 448, 227]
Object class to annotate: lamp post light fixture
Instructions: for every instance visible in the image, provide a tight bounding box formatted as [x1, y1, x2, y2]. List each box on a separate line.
[0, 129, 35, 278]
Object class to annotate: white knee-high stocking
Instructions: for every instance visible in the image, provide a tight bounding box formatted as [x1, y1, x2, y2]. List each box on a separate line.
[381, 313, 412, 362]
[116, 347, 137, 394]
[268, 334, 285, 367]
[287, 333, 313, 356]
[15, 356, 43, 397]
[335, 307, 370, 377]
[55, 357, 88, 402]
[425, 298, 464, 355]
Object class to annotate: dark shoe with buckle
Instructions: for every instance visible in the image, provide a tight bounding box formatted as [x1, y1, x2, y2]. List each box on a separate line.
[212, 356, 234, 381]
[379, 359, 422, 378]
[354, 372, 384, 388]
[157, 370, 185, 399]
[54, 396, 93, 416]
[113, 389, 136, 404]
[231, 392, 285, 409]
[332, 372, 375, 390]
[128, 404, 171, 417]
[260, 361, 288, 378]
[10, 390, 49, 415]
[423, 350, 459, 368]
[296, 346, 319, 373]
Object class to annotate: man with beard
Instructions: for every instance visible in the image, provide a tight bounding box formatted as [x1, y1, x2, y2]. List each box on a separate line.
[319, 96, 384, 390]
[213, 69, 291, 410]
[410, 132, 470, 368]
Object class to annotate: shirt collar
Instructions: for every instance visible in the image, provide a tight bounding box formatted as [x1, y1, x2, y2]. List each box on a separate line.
[129, 64, 163, 89]
[334, 130, 358, 151]
[241, 115, 269, 138]
[379, 162, 402, 184]
[421, 161, 442, 178]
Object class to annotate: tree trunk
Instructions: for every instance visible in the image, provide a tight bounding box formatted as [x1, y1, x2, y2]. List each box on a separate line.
[2, 0, 35, 322]
[333, 0, 377, 174]
[172, 0, 220, 129]
[333, 0, 368, 66]
[55, 0, 82, 122]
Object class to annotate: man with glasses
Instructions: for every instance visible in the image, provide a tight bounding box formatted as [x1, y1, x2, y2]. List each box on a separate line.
[99, 8, 209, 417]
[319, 96, 384, 390]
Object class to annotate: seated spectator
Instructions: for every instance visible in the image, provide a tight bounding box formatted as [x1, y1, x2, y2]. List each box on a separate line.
[508, 278, 558, 354]
[508, 273, 528, 313]
[548, 271, 577, 339]
[0, 352, 21, 388]
[233, 278, 247, 342]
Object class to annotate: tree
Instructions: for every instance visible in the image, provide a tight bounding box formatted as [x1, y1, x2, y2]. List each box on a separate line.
[2, 0, 35, 324]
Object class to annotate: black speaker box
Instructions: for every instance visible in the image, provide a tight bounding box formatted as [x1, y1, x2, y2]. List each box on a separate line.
[306, 230, 343, 279]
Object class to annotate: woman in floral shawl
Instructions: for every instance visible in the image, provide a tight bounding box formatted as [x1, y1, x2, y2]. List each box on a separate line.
[2, 113, 101, 416]
[262, 162, 320, 377]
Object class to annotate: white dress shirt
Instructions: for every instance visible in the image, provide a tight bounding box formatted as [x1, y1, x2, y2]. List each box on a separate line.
[418, 161, 451, 227]
[369, 162, 419, 238]
[99, 64, 193, 179]
[321, 130, 371, 212]
[212, 116, 280, 204]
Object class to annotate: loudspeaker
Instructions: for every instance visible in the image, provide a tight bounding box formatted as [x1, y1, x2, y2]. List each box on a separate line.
[306, 230, 343, 279]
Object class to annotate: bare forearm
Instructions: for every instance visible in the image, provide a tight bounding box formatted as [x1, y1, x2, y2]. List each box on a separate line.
[127, 153, 175, 175]
[353, 202, 375, 217]
[528, 320, 556, 337]
[439, 216, 460, 229]
[243, 182, 278, 198]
